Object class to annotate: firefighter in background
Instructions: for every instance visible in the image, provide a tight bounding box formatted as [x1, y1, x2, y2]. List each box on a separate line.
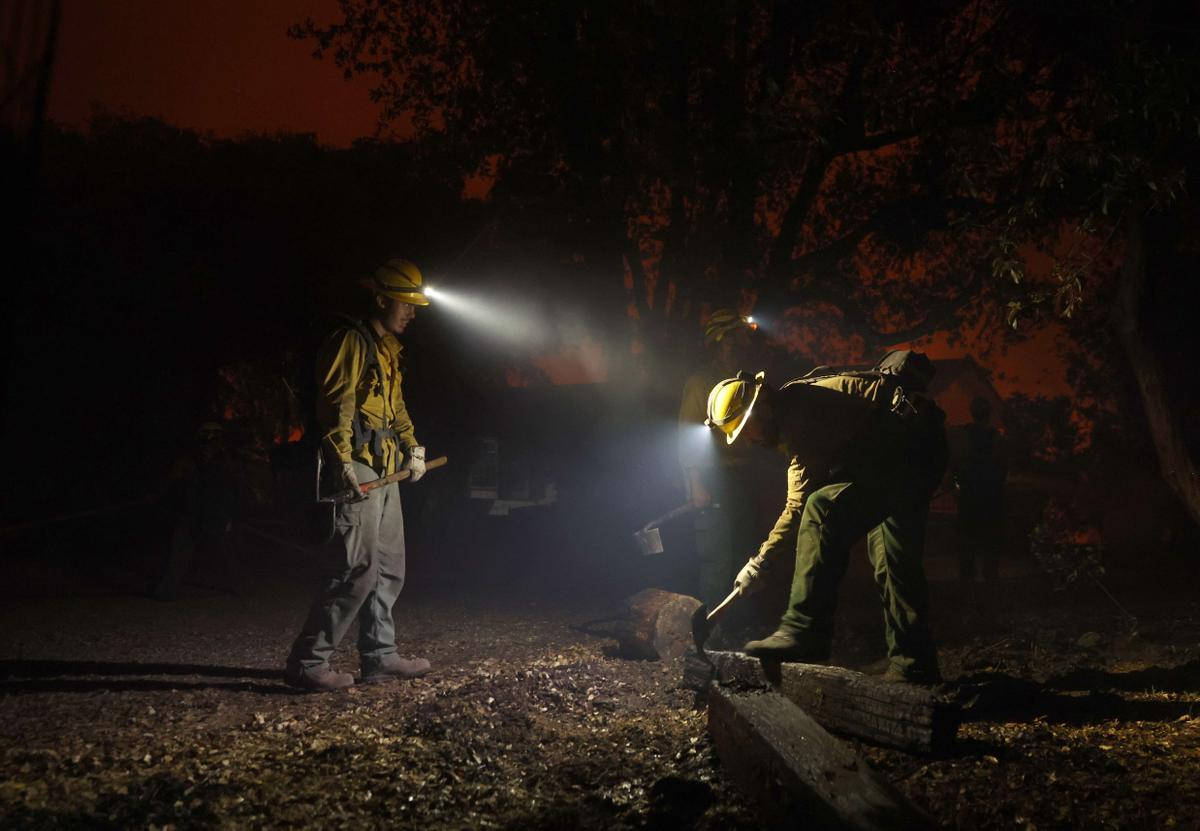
[152, 420, 243, 601]
[705, 359, 946, 683]
[286, 258, 433, 692]
[678, 310, 760, 610]
[951, 396, 1007, 583]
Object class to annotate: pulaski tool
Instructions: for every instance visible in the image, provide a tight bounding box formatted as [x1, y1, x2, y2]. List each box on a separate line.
[690, 585, 743, 663]
[633, 501, 719, 556]
[320, 455, 448, 504]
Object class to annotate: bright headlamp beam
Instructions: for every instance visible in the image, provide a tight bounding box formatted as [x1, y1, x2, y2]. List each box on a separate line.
[421, 284, 549, 346]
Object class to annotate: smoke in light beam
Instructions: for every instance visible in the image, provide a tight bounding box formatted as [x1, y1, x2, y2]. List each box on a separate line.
[423, 284, 556, 347]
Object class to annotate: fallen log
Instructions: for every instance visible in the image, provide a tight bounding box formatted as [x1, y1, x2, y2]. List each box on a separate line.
[575, 590, 702, 661]
[690, 650, 959, 753]
[622, 589, 702, 661]
[708, 685, 932, 831]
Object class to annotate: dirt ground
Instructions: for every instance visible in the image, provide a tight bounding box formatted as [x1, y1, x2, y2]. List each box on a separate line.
[1, 540, 1198, 830]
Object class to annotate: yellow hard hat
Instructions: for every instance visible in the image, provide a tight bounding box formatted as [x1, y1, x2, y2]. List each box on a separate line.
[705, 371, 765, 444]
[704, 308, 751, 345]
[364, 258, 430, 306]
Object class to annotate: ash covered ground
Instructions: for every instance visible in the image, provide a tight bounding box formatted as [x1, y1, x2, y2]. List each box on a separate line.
[1, 532, 1198, 829]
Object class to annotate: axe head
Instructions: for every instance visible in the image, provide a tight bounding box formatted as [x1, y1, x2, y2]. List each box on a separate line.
[690, 586, 743, 663]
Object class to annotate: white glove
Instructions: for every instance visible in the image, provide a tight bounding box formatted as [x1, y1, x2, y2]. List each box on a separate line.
[734, 553, 770, 595]
[404, 445, 427, 482]
[337, 462, 368, 503]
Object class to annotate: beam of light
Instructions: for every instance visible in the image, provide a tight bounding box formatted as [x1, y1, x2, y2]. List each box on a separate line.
[744, 312, 777, 335]
[421, 284, 553, 348]
[678, 421, 719, 462]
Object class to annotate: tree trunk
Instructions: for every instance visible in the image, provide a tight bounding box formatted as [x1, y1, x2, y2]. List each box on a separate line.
[1112, 211, 1200, 528]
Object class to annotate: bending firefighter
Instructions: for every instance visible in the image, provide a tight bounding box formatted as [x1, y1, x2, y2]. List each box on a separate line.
[286, 258, 433, 692]
[678, 309, 760, 609]
[704, 354, 947, 683]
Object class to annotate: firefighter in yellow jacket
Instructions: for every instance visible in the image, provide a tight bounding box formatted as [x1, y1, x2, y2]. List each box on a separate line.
[705, 361, 946, 683]
[678, 310, 759, 609]
[286, 258, 433, 692]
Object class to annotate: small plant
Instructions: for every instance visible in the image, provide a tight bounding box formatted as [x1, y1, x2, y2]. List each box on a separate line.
[1029, 522, 1137, 632]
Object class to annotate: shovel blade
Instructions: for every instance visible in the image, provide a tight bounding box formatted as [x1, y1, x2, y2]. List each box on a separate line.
[633, 526, 664, 556]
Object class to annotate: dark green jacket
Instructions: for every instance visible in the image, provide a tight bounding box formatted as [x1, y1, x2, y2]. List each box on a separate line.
[756, 374, 911, 564]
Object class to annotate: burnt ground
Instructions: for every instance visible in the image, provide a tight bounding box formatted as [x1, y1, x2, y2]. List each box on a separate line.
[1, 524, 1198, 830]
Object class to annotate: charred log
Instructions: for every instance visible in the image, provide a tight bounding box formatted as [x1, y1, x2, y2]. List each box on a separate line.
[708, 686, 933, 830]
[691, 650, 959, 753]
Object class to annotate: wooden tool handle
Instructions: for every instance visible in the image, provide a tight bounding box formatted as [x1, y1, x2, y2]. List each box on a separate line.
[360, 455, 449, 493]
[706, 586, 743, 622]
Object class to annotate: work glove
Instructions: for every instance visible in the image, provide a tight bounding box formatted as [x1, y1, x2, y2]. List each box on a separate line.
[403, 445, 427, 483]
[337, 462, 368, 503]
[734, 553, 771, 596]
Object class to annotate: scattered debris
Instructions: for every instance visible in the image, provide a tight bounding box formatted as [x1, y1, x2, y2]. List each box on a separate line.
[0, 575, 1197, 827]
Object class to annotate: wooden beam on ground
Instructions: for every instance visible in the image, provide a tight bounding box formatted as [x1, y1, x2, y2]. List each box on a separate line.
[708, 686, 933, 830]
[694, 651, 959, 753]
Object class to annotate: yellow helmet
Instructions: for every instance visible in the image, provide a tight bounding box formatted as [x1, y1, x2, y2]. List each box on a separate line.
[364, 258, 431, 306]
[704, 308, 750, 345]
[705, 371, 765, 444]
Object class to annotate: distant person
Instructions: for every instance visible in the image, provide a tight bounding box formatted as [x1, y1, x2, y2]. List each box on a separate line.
[285, 258, 433, 692]
[951, 396, 1007, 583]
[677, 309, 760, 610]
[152, 421, 244, 601]
[701, 353, 947, 684]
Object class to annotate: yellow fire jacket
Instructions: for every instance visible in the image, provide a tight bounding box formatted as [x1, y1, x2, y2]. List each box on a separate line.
[314, 322, 418, 476]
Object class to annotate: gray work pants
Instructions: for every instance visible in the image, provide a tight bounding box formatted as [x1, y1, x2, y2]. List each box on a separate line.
[288, 461, 406, 669]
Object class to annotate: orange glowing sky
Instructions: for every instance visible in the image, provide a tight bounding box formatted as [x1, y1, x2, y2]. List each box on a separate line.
[49, 0, 379, 146]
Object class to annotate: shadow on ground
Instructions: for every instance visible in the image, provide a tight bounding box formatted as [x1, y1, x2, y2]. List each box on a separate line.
[0, 659, 297, 696]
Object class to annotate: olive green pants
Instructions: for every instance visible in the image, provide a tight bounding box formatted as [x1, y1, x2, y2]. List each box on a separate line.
[779, 478, 938, 678]
[288, 461, 406, 671]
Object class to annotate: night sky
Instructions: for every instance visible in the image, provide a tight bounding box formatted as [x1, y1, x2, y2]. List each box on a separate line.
[50, 0, 378, 146]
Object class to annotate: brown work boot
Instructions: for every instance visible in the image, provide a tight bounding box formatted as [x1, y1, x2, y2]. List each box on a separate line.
[285, 663, 355, 693]
[360, 654, 432, 684]
[743, 630, 830, 663]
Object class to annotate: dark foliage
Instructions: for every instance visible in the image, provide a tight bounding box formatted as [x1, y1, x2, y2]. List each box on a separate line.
[8, 117, 485, 510]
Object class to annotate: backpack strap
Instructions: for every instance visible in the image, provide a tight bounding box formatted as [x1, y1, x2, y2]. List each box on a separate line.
[783, 367, 924, 421]
[783, 350, 938, 419]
